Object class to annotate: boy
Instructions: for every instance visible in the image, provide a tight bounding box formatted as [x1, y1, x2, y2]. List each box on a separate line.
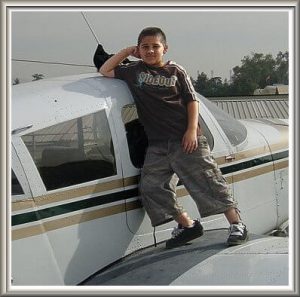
[99, 27, 248, 248]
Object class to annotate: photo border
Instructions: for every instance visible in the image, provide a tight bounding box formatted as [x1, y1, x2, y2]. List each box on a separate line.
[1, 1, 299, 296]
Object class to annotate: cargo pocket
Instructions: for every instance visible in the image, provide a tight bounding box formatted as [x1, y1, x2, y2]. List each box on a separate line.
[193, 135, 211, 159]
[198, 135, 209, 149]
[204, 168, 229, 199]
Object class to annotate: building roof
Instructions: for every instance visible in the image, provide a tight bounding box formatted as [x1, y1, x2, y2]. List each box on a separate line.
[253, 85, 289, 95]
[209, 95, 289, 119]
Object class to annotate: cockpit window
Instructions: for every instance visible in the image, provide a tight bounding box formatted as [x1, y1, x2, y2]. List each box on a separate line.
[22, 110, 116, 190]
[199, 95, 247, 146]
[11, 169, 24, 195]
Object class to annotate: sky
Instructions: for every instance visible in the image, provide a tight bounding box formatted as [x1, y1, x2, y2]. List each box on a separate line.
[11, 8, 290, 83]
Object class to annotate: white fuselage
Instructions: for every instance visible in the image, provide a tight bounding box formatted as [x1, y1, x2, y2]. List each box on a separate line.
[11, 73, 289, 285]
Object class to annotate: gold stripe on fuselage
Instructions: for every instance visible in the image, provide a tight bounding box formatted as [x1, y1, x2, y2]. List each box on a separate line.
[12, 176, 139, 212]
[12, 159, 288, 241]
[12, 200, 141, 241]
[231, 160, 288, 183]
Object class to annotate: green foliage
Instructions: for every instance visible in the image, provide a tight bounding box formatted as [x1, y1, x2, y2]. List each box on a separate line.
[192, 51, 288, 96]
[192, 73, 232, 97]
[274, 51, 289, 85]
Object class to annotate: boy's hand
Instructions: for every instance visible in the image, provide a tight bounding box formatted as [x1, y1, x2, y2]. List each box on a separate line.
[126, 46, 141, 59]
[100, 46, 140, 77]
[182, 129, 198, 154]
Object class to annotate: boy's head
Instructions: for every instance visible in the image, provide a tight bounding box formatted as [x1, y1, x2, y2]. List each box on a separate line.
[137, 27, 168, 67]
[137, 27, 167, 46]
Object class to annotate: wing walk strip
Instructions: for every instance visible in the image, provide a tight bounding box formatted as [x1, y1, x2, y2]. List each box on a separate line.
[12, 150, 288, 240]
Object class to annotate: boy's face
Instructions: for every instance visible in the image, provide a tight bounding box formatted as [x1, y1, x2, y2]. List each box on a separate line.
[138, 35, 168, 67]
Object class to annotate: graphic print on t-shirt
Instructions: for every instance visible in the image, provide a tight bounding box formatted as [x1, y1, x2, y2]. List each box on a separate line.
[137, 71, 178, 88]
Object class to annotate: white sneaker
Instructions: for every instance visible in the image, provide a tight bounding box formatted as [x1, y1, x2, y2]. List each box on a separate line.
[227, 222, 248, 246]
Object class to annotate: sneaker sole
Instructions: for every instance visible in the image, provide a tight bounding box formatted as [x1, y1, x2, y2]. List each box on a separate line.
[165, 231, 204, 249]
[227, 234, 249, 246]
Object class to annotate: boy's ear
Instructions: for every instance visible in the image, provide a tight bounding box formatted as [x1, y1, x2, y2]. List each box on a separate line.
[163, 45, 168, 54]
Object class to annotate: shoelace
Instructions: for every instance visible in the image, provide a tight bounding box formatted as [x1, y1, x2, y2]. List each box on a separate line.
[171, 226, 185, 238]
[229, 223, 245, 236]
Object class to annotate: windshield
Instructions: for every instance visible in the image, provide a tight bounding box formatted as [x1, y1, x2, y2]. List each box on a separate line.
[199, 94, 247, 146]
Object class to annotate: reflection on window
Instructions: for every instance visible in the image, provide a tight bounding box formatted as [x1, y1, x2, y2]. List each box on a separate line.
[22, 110, 116, 190]
[11, 170, 24, 195]
[199, 94, 247, 146]
[122, 104, 148, 168]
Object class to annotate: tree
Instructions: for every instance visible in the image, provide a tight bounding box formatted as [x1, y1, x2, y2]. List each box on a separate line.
[193, 73, 231, 97]
[207, 77, 223, 96]
[230, 53, 277, 95]
[192, 51, 289, 96]
[192, 72, 209, 95]
[274, 51, 288, 85]
[32, 73, 44, 81]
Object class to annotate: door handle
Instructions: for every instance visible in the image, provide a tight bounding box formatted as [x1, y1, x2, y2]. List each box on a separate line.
[225, 155, 235, 161]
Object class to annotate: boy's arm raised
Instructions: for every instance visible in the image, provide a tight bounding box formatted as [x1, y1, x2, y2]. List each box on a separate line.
[99, 46, 139, 78]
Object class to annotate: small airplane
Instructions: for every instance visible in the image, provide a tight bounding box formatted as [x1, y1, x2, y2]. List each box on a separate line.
[11, 74, 289, 287]
[10, 45, 289, 287]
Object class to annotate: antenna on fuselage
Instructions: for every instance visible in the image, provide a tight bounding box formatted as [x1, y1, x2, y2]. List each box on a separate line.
[80, 12, 100, 44]
[80, 11, 131, 71]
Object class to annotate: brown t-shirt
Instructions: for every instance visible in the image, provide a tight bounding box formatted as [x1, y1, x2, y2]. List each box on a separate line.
[115, 60, 199, 142]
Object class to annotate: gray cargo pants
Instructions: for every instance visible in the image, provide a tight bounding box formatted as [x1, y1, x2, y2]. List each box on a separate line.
[140, 135, 237, 227]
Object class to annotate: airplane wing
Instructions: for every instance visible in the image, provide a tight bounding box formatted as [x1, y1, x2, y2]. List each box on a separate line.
[81, 229, 288, 286]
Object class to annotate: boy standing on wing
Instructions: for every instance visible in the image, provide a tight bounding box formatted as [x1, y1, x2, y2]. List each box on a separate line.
[100, 27, 248, 248]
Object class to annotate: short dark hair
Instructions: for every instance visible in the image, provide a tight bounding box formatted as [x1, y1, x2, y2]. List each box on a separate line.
[137, 27, 167, 45]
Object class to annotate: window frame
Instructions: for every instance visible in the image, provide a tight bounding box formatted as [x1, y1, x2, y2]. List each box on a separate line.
[199, 94, 248, 149]
[11, 144, 32, 201]
[13, 107, 122, 196]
